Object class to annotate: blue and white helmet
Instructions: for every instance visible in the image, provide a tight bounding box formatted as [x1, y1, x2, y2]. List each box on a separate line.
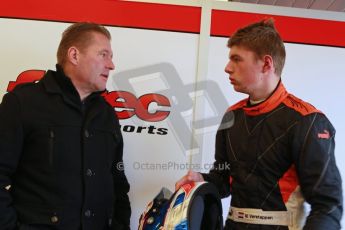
[138, 182, 223, 230]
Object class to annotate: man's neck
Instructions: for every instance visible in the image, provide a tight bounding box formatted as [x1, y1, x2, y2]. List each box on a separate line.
[249, 77, 281, 103]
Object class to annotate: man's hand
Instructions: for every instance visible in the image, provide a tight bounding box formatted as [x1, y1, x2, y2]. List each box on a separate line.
[175, 170, 204, 191]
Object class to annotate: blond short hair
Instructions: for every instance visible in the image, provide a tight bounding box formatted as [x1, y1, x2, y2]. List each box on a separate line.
[57, 22, 111, 66]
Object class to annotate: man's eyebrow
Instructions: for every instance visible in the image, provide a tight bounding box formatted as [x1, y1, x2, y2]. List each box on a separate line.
[99, 49, 113, 56]
[230, 54, 240, 59]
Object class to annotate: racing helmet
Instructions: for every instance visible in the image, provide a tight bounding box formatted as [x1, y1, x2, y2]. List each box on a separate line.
[138, 182, 223, 230]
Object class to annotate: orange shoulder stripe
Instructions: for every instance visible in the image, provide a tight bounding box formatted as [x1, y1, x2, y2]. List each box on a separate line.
[283, 94, 321, 116]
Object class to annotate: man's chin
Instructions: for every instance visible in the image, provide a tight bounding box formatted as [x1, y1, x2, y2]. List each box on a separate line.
[95, 85, 107, 93]
[233, 85, 241, 92]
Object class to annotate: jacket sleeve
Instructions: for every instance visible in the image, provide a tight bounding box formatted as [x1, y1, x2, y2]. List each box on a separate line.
[111, 118, 131, 230]
[292, 113, 342, 230]
[0, 93, 24, 229]
[202, 111, 232, 198]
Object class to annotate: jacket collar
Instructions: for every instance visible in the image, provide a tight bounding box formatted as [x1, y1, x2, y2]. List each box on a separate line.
[41, 65, 103, 109]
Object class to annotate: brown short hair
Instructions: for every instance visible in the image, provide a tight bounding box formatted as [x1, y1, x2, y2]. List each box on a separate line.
[228, 18, 286, 76]
[57, 22, 111, 66]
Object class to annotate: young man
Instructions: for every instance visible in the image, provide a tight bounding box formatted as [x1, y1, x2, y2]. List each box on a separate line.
[0, 22, 131, 230]
[176, 19, 342, 229]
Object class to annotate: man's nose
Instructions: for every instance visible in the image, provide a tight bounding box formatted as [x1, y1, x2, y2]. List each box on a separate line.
[108, 59, 115, 70]
[224, 61, 233, 75]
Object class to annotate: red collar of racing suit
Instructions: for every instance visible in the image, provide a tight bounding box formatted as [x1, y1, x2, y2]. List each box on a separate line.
[230, 82, 288, 116]
[230, 81, 320, 116]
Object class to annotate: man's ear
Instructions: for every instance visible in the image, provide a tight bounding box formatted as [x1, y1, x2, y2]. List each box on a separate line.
[67, 47, 79, 65]
[262, 55, 274, 74]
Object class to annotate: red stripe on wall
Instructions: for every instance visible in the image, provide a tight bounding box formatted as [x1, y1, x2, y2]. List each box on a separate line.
[211, 10, 345, 47]
[0, 0, 201, 33]
[2, 0, 345, 47]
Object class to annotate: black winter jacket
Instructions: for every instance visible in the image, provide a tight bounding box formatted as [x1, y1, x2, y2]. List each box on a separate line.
[0, 67, 131, 230]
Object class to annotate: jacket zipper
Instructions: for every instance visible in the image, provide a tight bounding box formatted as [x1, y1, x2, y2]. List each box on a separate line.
[49, 129, 55, 166]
